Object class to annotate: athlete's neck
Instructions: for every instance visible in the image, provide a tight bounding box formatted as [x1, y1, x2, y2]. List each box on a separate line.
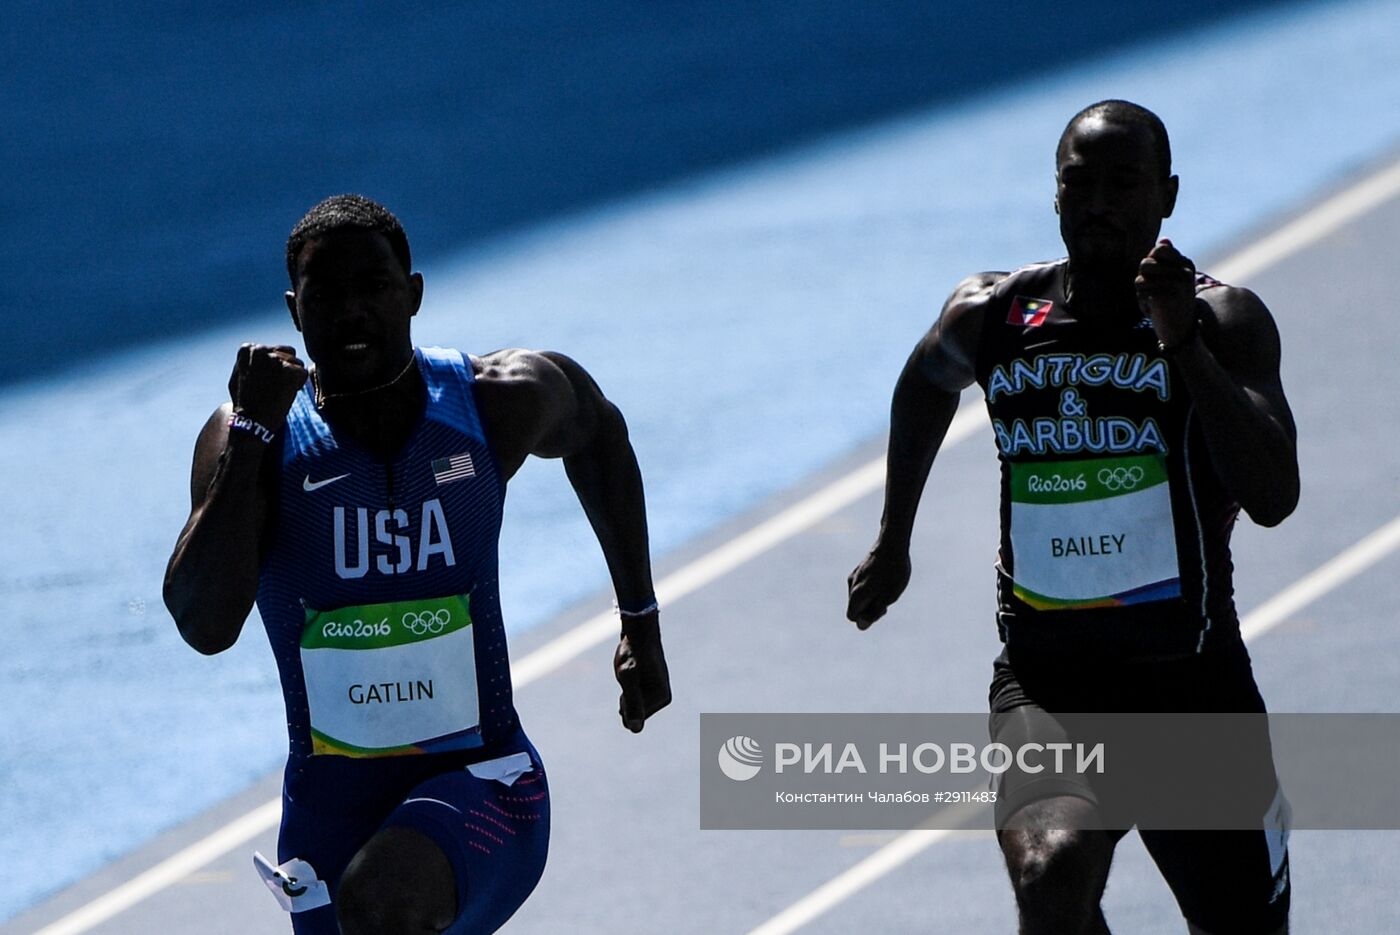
[1063, 262, 1140, 322]
[313, 349, 418, 404]
[316, 363, 427, 460]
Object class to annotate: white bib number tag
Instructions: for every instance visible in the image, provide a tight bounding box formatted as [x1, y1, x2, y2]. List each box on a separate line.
[1009, 455, 1181, 611]
[300, 594, 482, 757]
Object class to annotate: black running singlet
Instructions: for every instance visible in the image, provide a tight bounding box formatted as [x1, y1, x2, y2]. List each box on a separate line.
[974, 260, 1242, 659]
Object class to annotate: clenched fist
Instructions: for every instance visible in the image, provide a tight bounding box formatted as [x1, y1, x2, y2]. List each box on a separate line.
[228, 343, 308, 428]
[614, 611, 671, 733]
[847, 544, 912, 630]
[1136, 239, 1198, 350]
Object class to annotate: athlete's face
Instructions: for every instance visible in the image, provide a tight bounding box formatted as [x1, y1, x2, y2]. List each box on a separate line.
[1055, 116, 1178, 277]
[285, 229, 423, 391]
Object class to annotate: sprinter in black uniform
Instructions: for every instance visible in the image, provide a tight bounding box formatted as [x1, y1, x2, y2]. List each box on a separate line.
[848, 102, 1298, 934]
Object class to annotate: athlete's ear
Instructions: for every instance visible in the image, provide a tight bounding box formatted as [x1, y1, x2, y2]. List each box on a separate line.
[409, 272, 424, 318]
[285, 290, 303, 332]
[1162, 175, 1179, 219]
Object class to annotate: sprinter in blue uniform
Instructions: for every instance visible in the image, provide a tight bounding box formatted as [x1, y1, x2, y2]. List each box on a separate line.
[165, 194, 670, 934]
[848, 102, 1298, 934]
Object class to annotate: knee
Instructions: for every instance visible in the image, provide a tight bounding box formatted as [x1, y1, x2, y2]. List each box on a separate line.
[1006, 828, 1101, 893]
[1001, 825, 1111, 934]
[335, 827, 457, 935]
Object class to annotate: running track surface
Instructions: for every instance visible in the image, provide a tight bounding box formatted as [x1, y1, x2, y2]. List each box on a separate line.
[7, 9, 1400, 908]
[9, 145, 1400, 935]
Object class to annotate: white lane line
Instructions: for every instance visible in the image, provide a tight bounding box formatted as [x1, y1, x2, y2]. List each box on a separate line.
[747, 804, 982, 935]
[748, 831, 958, 935]
[1211, 157, 1400, 284]
[29, 406, 984, 935]
[31, 800, 281, 935]
[516, 405, 985, 685]
[1241, 513, 1400, 642]
[742, 511, 1400, 935]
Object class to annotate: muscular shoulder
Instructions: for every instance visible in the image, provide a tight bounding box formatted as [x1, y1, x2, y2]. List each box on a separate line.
[471, 347, 590, 419]
[470, 348, 602, 472]
[471, 348, 573, 395]
[1194, 282, 1282, 373]
[945, 270, 1006, 322]
[916, 271, 1007, 391]
[1195, 281, 1271, 326]
[952, 270, 1007, 303]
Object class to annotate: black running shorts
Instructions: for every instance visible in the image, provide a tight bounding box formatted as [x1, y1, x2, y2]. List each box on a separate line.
[988, 641, 1291, 933]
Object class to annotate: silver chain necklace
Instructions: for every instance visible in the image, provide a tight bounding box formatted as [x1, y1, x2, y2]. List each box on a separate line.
[312, 352, 417, 408]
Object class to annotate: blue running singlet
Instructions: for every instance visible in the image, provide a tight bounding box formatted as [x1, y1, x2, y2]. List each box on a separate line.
[254, 347, 547, 933]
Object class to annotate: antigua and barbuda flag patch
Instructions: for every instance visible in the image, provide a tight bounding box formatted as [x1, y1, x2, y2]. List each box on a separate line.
[432, 453, 476, 485]
[1008, 296, 1053, 327]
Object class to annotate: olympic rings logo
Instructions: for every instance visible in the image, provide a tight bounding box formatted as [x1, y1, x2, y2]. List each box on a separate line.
[402, 608, 452, 636]
[1097, 466, 1146, 491]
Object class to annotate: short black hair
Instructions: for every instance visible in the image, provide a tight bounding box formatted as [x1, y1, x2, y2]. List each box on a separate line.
[1057, 100, 1172, 179]
[285, 194, 412, 286]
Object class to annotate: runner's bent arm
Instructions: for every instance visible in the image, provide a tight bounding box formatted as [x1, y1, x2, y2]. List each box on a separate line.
[1138, 241, 1299, 526]
[847, 273, 1003, 628]
[475, 349, 670, 732]
[1169, 287, 1299, 526]
[164, 344, 307, 654]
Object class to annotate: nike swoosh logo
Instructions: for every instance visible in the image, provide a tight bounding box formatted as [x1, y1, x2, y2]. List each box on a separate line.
[303, 473, 350, 492]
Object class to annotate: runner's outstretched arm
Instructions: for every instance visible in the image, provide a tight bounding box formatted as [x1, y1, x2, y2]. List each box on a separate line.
[1137, 240, 1299, 526]
[474, 349, 670, 732]
[847, 273, 1003, 629]
[164, 344, 308, 654]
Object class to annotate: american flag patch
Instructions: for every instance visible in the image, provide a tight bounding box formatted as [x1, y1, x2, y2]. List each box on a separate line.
[432, 453, 476, 485]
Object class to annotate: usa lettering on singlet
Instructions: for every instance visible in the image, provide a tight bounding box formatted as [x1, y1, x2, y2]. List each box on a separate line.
[254, 347, 521, 760]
